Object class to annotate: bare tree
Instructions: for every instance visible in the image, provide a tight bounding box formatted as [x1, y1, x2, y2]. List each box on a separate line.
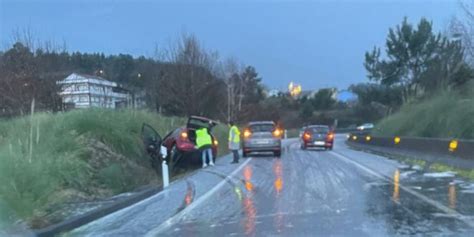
[449, 1, 474, 64]
[221, 57, 241, 122]
[156, 32, 226, 118]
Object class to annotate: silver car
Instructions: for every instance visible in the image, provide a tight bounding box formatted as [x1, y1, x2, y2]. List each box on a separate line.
[242, 121, 282, 157]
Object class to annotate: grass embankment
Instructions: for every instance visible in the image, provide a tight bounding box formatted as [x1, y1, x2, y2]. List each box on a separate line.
[374, 88, 474, 139]
[399, 158, 474, 180]
[0, 109, 228, 229]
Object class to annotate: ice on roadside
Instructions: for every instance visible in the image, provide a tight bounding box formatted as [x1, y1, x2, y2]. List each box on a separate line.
[412, 165, 422, 171]
[398, 164, 410, 170]
[460, 183, 474, 194]
[423, 171, 456, 178]
[400, 170, 416, 178]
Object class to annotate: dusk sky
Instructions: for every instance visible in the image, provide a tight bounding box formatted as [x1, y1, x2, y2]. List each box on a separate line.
[0, 0, 460, 91]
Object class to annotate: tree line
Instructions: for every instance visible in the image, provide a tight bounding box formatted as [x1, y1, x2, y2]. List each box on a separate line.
[0, 32, 267, 123]
[350, 13, 474, 122]
[276, 12, 474, 128]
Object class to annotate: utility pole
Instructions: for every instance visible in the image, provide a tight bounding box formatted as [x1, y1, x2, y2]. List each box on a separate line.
[238, 75, 247, 112]
[226, 74, 234, 123]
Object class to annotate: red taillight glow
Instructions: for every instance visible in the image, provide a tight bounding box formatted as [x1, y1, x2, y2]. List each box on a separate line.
[303, 132, 311, 140]
[180, 131, 188, 139]
[244, 130, 252, 138]
[327, 133, 334, 140]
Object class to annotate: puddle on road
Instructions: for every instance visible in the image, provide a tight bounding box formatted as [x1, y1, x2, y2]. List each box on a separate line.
[394, 164, 474, 215]
[394, 164, 474, 217]
[365, 178, 471, 236]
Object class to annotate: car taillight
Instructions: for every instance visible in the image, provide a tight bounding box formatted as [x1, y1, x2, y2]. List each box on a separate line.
[243, 130, 252, 138]
[273, 129, 282, 137]
[213, 139, 219, 146]
[180, 131, 188, 140]
[327, 133, 334, 140]
[303, 132, 311, 140]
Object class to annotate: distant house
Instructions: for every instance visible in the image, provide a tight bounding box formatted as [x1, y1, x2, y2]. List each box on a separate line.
[267, 89, 281, 97]
[57, 73, 145, 110]
[336, 90, 357, 103]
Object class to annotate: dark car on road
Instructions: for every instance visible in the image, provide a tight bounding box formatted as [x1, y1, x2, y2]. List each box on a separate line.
[162, 116, 219, 166]
[300, 125, 334, 150]
[242, 121, 282, 157]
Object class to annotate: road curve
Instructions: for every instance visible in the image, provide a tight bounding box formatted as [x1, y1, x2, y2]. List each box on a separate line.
[70, 135, 474, 237]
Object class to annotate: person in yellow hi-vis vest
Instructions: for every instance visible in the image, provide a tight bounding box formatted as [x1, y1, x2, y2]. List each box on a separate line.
[228, 121, 241, 164]
[196, 127, 214, 168]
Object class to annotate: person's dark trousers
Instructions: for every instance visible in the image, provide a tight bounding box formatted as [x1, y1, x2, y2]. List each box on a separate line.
[232, 149, 239, 163]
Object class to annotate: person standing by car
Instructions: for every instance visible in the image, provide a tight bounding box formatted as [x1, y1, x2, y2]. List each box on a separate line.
[228, 121, 241, 163]
[196, 127, 214, 168]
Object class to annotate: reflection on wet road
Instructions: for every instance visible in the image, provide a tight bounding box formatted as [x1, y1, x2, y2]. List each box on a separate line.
[241, 164, 255, 235]
[157, 136, 474, 236]
[70, 136, 474, 237]
[449, 182, 456, 209]
[393, 169, 400, 203]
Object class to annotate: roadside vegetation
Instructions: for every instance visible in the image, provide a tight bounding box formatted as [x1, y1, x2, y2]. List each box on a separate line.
[373, 84, 474, 139]
[355, 5, 474, 138]
[351, 146, 474, 181]
[0, 109, 228, 228]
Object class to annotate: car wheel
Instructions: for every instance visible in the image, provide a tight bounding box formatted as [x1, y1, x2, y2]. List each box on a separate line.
[243, 151, 248, 158]
[274, 151, 281, 157]
[301, 144, 307, 150]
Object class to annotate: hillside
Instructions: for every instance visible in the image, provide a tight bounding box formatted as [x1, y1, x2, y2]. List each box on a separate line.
[373, 86, 474, 139]
[0, 109, 228, 229]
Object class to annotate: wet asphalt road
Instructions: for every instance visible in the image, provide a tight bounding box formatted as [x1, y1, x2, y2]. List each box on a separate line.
[70, 135, 474, 237]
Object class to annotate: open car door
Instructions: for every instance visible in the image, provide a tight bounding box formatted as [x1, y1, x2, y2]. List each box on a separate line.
[141, 123, 163, 172]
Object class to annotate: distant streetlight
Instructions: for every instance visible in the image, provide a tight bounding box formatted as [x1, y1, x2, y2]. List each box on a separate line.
[137, 73, 142, 78]
[99, 70, 104, 75]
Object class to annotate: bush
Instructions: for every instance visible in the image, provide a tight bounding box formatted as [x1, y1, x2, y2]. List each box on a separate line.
[0, 109, 222, 227]
[374, 88, 474, 139]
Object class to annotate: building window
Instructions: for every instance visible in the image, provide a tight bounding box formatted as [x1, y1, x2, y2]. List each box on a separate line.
[78, 85, 87, 91]
[79, 95, 89, 102]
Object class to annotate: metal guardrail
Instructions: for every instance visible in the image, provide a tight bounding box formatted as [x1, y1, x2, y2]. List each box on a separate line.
[334, 128, 360, 134]
[34, 186, 163, 237]
[347, 132, 474, 160]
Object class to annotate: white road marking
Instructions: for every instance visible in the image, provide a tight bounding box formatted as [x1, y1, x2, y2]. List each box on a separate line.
[329, 151, 474, 228]
[145, 158, 253, 236]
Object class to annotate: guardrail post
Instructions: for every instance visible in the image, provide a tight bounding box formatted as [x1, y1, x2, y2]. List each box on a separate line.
[162, 161, 169, 188]
[160, 145, 170, 188]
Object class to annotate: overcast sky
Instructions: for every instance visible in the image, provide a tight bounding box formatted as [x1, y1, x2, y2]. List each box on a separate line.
[0, 0, 460, 90]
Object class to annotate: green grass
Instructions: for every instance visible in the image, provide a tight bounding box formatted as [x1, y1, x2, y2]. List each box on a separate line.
[0, 109, 228, 228]
[430, 163, 474, 180]
[374, 88, 474, 139]
[391, 156, 474, 180]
